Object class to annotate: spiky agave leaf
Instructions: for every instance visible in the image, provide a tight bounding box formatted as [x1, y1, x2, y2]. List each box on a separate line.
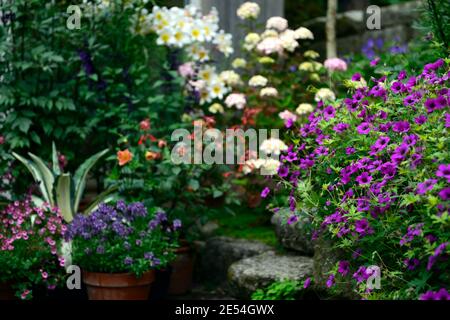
[72, 149, 109, 214]
[56, 173, 73, 222]
[12, 152, 52, 204]
[28, 153, 55, 206]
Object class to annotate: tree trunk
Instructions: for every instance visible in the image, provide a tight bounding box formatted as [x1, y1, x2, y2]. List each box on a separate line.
[326, 0, 337, 58]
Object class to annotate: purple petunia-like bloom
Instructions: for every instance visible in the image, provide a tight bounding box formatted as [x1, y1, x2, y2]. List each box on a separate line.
[356, 172, 372, 185]
[403, 95, 417, 106]
[287, 215, 299, 225]
[438, 188, 450, 201]
[392, 121, 410, 133]
[403, 258, 420, 271]
[323, 106, 336, 120]
[356, 122, 371, 135]
[338, 260, 350, 276]
[420, 288, 450, 300]
[352, 73, 362, 81]
[278, 166, 289, 178]
[173, 219, 182, 230]
[427, 242, 449, 271]
[333, 123, 350, 133]
[416, 179, 438, 195]
[355, 218, 373, 236]
[303, 277, 311, 289]
[400, 223, 424, 246]
[436, 164, 450, 181]
[326, 274, 335, 288]
[353, 266, 369, 283]
[261, 187, 270, 198]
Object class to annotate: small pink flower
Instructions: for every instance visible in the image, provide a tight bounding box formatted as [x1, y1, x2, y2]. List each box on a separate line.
[178, 62, 195, 78]
[20, 289, 31, 300]
[324, 58, 347, 72]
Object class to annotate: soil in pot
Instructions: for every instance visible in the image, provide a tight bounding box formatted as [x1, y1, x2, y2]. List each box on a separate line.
[83, 270, 155, 300]
[168, 243, 195, 295]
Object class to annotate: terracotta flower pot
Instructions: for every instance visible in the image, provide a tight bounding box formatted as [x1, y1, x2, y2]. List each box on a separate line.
[168, 244, 195, 295]
[83, 270, 155, 300]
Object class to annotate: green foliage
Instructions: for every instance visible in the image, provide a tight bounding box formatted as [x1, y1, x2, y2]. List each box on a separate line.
[419, 0, 450, 53]
[212, 207, 278, 246]
[106, 119, 238, 239]
[13, 143, 116, 222]
[252, 280, 302, 300]
[274, 57, 450, 299]
[0, 0, 173, 174]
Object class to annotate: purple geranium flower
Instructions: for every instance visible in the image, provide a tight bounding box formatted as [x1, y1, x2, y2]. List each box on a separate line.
[392, 121, 410, 133]
[326, 274, 335, 288]
[323, 106, 336, 120]
[438, 188, 450, 201]
[338, 260, 350, 276]
[333, 123, 350, 133]
[403, 258, 420, 271]
[355, 218, 373, 236]
[287, 215, 298, 225]
[303, 277, 311, 289]
[356, 122, 371, 135]
[436, 164, 450, 181]
[261, 187, 270, 198]
[416, 179, 438, 195]
[356, 172, 373, 185]
[420, 288, 450, 300]
[278, 166, 289, 178]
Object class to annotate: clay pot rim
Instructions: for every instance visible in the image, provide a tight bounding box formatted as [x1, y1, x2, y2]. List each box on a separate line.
[174, 245, 191, 254]
[82, 269, 156, 287]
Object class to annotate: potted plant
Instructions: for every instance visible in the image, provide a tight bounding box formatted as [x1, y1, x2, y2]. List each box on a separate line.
[0, 197, 67, 300]
[65, 201, 179, 300]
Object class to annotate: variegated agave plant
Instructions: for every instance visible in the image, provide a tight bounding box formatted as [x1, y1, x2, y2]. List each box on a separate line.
[13, 143, 117, 222]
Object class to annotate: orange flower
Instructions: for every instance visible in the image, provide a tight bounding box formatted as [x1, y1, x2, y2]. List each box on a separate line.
[145, 151, 160, 161]
[117, 149, 133, 166]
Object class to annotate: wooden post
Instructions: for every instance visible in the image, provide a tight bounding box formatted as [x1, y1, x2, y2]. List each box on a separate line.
[326, 0, 337, 58]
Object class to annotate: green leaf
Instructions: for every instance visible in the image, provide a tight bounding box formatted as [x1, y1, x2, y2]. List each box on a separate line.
[83, 186, 119, 215]
[16, 117, 32, 133]
[56, 174, 73, 222]
[12, 152, 51, 204]
[28, 152, 56, 206]
[73, 149, 109, 213]
[188, 179, 200, 191]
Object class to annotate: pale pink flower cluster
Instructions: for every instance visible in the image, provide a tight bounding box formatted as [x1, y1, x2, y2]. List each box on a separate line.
[279, 110, 297, 122]
[178, 62, 195, 78]
[266, 17, 288, 31]
[257, 37, 284, 55]
[225, 93, 246, 109]
[324, 58, 348, 72]
[237, 2, 260, 20]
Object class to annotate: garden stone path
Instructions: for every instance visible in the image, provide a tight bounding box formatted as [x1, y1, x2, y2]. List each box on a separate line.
[196, 236, 273, 284]
[227, 251, 314, 299]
